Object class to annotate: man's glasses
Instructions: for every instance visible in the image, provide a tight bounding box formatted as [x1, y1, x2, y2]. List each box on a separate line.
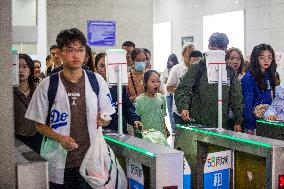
[258, 56, 273, 61]
[64, 47, 85, 55]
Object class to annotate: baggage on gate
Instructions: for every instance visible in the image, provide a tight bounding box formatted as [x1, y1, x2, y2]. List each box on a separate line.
[80, 127, 127, 189]
[136, 128, 170, 147]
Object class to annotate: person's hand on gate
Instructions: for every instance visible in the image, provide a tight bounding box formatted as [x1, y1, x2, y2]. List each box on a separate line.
[266, 115, 278, 121]
[133, 121, 143, 130]
[181, 110, 190, 121]
[233, 124, 242, 132]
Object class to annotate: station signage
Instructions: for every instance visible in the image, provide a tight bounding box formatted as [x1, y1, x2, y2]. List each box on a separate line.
[127, 158, 144, 189]
[203, 150, 231, 189]
[87, 20, 116, 46]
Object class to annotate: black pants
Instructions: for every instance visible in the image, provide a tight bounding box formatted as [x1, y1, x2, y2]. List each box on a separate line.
[49, 167, 92, 189]
[15, 132, 42, 154]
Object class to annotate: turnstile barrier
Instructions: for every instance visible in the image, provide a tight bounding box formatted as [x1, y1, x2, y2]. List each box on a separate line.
[175, 124, 284, 189]
[104, 133, 184, 188]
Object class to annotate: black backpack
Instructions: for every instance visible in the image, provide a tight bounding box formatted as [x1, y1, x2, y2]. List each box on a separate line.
[46, 70, 100, 124]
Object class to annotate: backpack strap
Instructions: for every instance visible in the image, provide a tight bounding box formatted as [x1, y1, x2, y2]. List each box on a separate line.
[46, 73, 59, 124]
[85, 70, 100, 96]
[46, 70, 100, 124]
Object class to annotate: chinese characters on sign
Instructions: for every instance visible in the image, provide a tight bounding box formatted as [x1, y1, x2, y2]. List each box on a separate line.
[127, 158, 144, 189]
[204, 150, 232, 189]
[87, 20, 116, 46]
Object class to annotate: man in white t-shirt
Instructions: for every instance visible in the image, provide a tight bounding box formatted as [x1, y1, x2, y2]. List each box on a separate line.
[25, 28, 115, 188]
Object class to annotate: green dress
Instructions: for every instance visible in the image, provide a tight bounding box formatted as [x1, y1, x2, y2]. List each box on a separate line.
[135, 93, 167, 135]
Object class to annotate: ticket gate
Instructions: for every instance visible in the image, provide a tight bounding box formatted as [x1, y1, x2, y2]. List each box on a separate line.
[256, 119, 284, 140]
[15, 139, 48, 189]
[104, 132, 184, 188]
[175, 124, 284, 189]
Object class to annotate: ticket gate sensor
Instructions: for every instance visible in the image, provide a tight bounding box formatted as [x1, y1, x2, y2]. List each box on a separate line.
[104, 133, 184, 188]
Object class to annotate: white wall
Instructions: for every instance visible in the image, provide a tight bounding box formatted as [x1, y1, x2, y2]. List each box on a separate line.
[37, 0, 47, 71]
[47, 0, 153, 54]
[12, 0, 37, 26]
[154, 0, 284, 64]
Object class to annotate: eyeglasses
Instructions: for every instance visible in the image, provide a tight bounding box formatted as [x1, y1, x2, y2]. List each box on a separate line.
[258, 56, 273, 61]
[64, 47, 85, 55]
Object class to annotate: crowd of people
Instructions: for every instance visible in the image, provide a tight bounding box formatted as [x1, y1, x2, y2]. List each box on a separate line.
[14, 27, 282, 187]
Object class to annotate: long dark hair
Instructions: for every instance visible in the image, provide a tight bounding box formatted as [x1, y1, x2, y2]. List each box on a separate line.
[19, 53, 35, 91]
[225, 47, 244, 75]
[143, 70, 160, 91]
[85, 45, 95, 71]
[249, 44, 277, 92]
[94, 52, 106, 69]
[167, 54, 179, 69]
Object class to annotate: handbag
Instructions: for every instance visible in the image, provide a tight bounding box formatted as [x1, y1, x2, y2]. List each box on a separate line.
[79, 127, 127, 189]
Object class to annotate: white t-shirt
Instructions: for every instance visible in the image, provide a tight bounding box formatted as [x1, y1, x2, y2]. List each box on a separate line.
[25, 70, 115, 184]
[166, 62, 188, 114]
[160, 68, 170, 96]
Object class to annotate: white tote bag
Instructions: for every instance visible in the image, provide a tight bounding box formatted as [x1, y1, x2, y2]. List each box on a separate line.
[80, 127, 127, 189]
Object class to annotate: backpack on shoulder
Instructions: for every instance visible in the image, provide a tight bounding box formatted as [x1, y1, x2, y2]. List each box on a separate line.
[46, 70, 100, 124]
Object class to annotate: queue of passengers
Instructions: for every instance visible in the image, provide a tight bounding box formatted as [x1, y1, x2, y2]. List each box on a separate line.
[14, 27, 282, 187]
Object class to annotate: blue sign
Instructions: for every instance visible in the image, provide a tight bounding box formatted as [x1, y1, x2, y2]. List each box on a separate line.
[127, 159, 144, 189]
[129, 178, 144, 189]
[203, 150, 231, 189]
[184, 157, 191, 189]
[184, 175, 191, 189]
[87, 20, 116, 46]
[204, 169, 230, 189]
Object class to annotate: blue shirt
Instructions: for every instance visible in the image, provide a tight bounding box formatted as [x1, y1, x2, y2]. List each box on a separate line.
[241, 71, 272, 130]
[107, 86, 141, 133]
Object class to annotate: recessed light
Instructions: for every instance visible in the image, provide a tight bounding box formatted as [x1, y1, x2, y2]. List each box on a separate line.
[234, 0, 239, 4]
[195, 4, 199, 8]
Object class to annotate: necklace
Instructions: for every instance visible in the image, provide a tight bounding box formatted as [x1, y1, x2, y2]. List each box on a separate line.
[18, 86, 30, 96]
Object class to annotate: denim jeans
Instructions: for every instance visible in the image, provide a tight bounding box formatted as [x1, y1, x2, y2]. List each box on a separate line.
[166, 94, 176, 133]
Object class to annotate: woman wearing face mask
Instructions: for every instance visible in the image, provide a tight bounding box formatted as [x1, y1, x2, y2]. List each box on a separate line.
[14, 54, 42, 153]
[128, 48, 147, 102]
